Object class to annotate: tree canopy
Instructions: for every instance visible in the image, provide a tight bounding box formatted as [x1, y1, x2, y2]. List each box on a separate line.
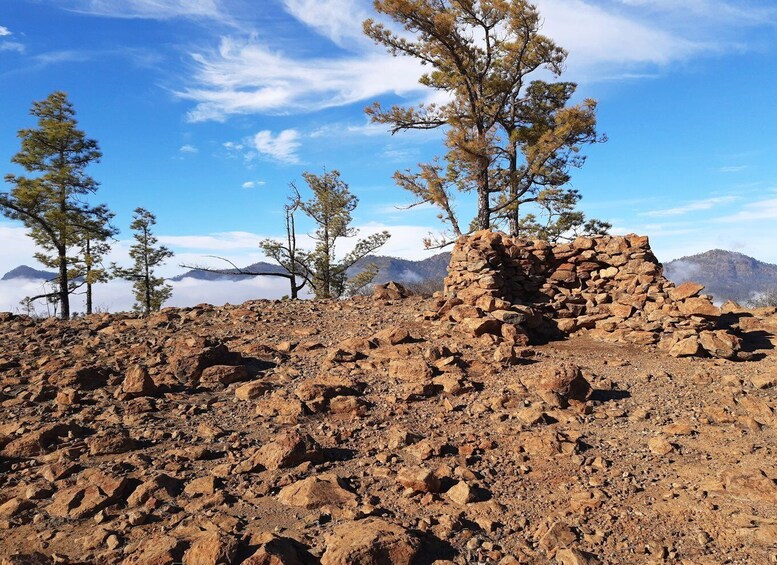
[364, 0, 609, 244]
[113, 207, 174, 315]
[1, 91, 114, 318]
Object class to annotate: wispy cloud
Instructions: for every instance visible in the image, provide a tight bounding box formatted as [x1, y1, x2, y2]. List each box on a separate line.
[282, 0, 369, 47]
[641, 195, 739, 217]
[159, 231, 265, 251]
[0, 41, 25, 53]
[178, 36, 424, 122]
[714, 197, 777, 223]
[537, 0, 708, 74]
[242, 181, 266, 189]
[0, 26, 12, 36]
[57, 0, 229, 21]
[176, 0, 774, 122]
[179, 144, 198, 154]
[33, 50, 93, 64]
[614, 0, 777, 25]
[719, 165, 747, 173]
[252, 129, 302, 165]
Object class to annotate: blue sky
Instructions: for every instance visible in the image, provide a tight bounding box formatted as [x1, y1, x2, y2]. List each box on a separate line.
[1, 0, 777, 288]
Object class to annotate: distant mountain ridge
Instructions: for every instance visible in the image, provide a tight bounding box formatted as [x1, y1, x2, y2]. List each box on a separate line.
[1, 265, 57, 281]
[171, 253, 453, 286]
[6, 249, 776, 304]
[664, 249, 777, 304]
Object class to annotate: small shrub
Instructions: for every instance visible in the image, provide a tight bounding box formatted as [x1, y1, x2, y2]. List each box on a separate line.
[748, 288, 777, 308]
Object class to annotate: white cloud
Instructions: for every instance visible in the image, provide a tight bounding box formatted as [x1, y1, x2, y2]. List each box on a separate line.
[614, 0, 777, 25]
[714, 197, 777, 223]
[536, 0, 706, 75]
[282, 0, 369, 47]
[58, 0, 227, 21]
[641, 196, 739, 217]
[174, 0, 777, 122]
[0, 277, 295, 315]
[179, 144, 198, 154]
[0, 41, 25, 53]
[178, 36, 426, 122]
[719, 165, 747, 173]
[0, 26, 12, 36]
[242, 181, 266, 189]
[0, 223, 46, 275]
[252, 129, 302, 164]
[159, 231, 265, 251]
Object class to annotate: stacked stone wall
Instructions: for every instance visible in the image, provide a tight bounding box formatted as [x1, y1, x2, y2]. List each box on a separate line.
[442, 231, 742, 359]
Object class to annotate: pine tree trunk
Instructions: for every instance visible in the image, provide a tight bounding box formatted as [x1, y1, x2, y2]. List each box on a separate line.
[85, 239, 93, 315]
[477, 188, 490, 231]
[58, 249, 70, 320]
[144, 229, 151, 315]
[290, 277, 298, 300]
[476, 155, 491, 231]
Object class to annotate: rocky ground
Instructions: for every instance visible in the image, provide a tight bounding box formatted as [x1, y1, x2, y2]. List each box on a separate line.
[1, 290, 776, 564]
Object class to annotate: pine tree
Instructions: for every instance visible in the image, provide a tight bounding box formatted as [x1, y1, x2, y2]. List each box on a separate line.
[70, 204, 117, 314]
[1, 91, 111, 318]
[364, 0, 609, 244]
[296, 170, 390, 299]
[114, 208, 173, 315]
[258, 196, 307, 299]
[184, 171, 390, 300]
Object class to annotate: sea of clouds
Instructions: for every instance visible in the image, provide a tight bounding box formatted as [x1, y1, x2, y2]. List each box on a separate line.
[0, 276, 294, 315]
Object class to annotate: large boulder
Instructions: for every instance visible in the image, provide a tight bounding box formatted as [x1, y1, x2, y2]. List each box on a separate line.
[321, 518, 420, 565]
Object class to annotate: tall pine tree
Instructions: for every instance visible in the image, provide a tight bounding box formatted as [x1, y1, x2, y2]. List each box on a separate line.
[114, 208, 173, 315]
[296, 170, 390, 299]
[1, 91, 112, 318]
[364, 1, 609, 244]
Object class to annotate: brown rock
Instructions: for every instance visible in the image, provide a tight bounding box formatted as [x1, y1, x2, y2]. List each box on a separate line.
[373, 282, 410, 300]
[445, 481, 479, 504]
[372, 326, 413, 346]
[669, 282, 705, 301]
[397, 466, 441, 493]
[699, 330, 740, 360]
[87, 428, 136, 455]
[121, 535, 184, 564]
[243, 533, 311, 564]
[556, 548, 597, 564]
[47, 485, 108, 519]
[750, 372, 777, 389]
[184, 476, 218, 497]
[199, 364, 248, 389]
[122, 364, 157, 396]
[278, 474, 358, 509]
[321, 518, 420, 565]
[648, 436, 674, 456]
[679, 297, 720, 318]
[669, 337, 700, 358]
[388, 359, 433, 382]
[0, 423, 75, 458]
[254, 431, 323, 470]
[536, 362, 591, 404]
[539, 522, 577, 552]
[0, 498, 33, 519]
[460, 317, 502, 337]
[169, 339, 240, 386]
[183, 532, 239, 565]
[235, 380, 268, 400]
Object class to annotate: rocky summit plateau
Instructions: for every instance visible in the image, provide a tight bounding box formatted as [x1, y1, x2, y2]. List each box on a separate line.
[1, 234, 777, 565]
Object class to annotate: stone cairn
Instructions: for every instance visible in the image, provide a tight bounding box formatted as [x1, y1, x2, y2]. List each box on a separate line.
[440, 230, 743, 359]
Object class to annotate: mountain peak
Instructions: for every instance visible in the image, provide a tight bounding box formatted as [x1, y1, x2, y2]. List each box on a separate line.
[664, 249, 777, 303]
[1, 265, 57, 281]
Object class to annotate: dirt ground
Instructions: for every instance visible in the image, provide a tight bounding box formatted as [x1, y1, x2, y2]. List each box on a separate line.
[0, 295, 776, 564]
